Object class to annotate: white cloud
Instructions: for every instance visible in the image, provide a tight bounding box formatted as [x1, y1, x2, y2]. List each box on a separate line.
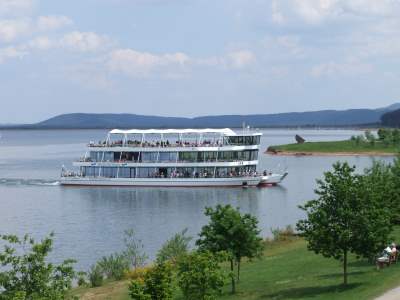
[37, 15, 73, 32]
[0, 45, 27, 63]
[271, 0, 285, 24]
[0, 18, 30, 42]
[226, 50, 255, 69]
[28, 36, 53, 50]
[271, 0, 400, 24]
[108, 48, 189, 77]
[311, 60, 373, 77]
[60, 31, 111, 52]
[0, 0, 33, 16]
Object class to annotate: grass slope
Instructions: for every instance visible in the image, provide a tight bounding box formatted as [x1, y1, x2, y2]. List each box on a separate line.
[72, 229, 400, 300]
[268, 140, 400, 155]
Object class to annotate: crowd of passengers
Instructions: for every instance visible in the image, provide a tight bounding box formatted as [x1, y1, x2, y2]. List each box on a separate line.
[62, 170, 269, 178]
[89, 139, 224, 148]
[148, 170, 260, 178]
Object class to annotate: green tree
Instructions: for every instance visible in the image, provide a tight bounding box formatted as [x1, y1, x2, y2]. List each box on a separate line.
[129, 262, 174, 300]
[377, 128, 388, 141]
[177, 251, 227, 300]
[388, 158, 400, 223]
[354, 135, 364, 146]
[364, 130, 375, 146]
[297, 162, 392, 285]
[378, 128, 392, 146]
[364, 161, 399, 224]
[156, 228, 192, 264]
[196, 205, 263, 293]
[0, 233, 76, 300]
[392, 129, 400, 145]
[123, 229, 148, 270]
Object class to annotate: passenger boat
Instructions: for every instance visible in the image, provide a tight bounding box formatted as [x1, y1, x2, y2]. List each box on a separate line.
[60, 128, 287, 187]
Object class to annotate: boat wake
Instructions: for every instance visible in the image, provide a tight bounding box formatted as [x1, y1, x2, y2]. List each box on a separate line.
[0, 178, 60, 187]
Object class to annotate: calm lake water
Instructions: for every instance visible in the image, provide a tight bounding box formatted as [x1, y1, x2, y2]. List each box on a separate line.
[0, 129, 394, 271]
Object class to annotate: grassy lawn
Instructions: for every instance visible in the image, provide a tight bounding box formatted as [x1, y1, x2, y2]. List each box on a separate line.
[72, 228, 400, 300]
[268, 140, 400, 154]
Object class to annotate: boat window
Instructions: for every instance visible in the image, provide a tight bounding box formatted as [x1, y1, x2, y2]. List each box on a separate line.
[141, 152, 158, 162]
[179, 152, 198, 162]
[159, 152, 178, 162]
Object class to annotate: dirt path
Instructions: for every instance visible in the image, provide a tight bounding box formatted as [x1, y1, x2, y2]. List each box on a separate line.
[375, 286, 400, 300]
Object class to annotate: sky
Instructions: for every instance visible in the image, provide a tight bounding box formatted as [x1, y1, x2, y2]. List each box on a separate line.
[0, 0, 400, 123]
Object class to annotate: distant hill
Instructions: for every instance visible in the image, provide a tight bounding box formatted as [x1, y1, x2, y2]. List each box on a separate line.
[381, 108, 400, 127]
[4, 103, 400, 129]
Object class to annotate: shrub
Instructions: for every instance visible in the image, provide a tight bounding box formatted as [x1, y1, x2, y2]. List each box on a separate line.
[128, 262, 174, 300]
[270, 225, 296, 242]
[98, 253, 129, 280]
[124, 265, 153, 280]
[177, 251, 227, 300]
[77, 271, 87, 287]
[88, 264, 104, 287]
[129, 280, 151, 300]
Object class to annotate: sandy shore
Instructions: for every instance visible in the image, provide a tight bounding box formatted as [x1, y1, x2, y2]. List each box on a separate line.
[265, 150, 398, 157]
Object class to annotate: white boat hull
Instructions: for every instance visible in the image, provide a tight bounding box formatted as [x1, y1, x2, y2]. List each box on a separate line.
[60, 176, 263, 187]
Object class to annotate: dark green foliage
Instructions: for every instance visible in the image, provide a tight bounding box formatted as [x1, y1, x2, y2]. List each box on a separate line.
[88, 264, 103, 287]
[392, 129, 400, 144]
[196, 204, 263, 293]
[156, 228, 192, 264]
[129, 262, 174, 300]
[297, 162, 392, 285]
[128, 280, 151, 300]
[177, 251, 227, 300]
[0, 233, 76, 300]
[98, 253, 129, 280]
[376, 128, 399, 146]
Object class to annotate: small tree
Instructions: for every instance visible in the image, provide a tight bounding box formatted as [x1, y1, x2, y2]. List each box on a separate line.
[177, 251, 227, 300]
[364, 161, 399, 225]
[196, 205, 263, 293]
[364, 130, 375, 146]
[0, 233, 76, 299]
[123, 229, 148, 270]
[156, 228, 192, 264]
[297, 162, 392, 285]
[354, 135, 364, 146]
[392, 129, 400, 145]
[377, 128, 388, 141]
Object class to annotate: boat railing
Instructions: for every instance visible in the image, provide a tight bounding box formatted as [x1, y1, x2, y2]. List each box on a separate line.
[76, 158, 256, 164]
[88, 140, 228, 148]
[63, 172, 261, 179]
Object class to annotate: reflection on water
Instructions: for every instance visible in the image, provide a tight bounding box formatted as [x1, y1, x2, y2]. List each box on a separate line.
[0, 129, 395, 270]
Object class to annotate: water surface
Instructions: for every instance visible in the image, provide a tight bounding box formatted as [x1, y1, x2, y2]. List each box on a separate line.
[0, 129, 393, 270]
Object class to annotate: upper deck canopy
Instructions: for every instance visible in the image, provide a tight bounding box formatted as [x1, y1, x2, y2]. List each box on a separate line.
[109, 128, 247, 136]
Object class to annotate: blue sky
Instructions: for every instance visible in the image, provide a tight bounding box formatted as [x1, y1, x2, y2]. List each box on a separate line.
[1, 0, 400, 123]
